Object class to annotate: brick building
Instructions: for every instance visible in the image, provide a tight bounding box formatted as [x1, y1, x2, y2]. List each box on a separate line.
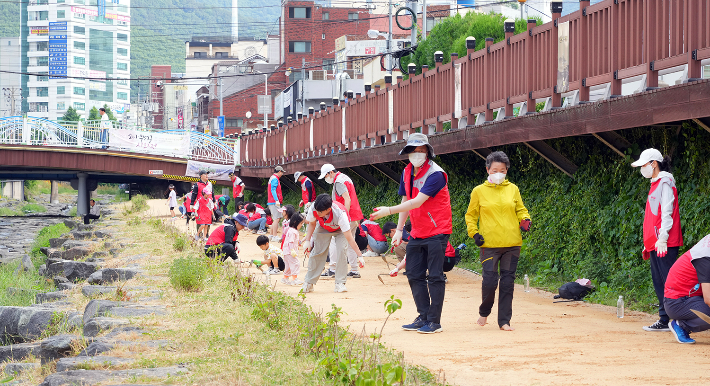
[208, 0, 370, 135]
[149, 65, 172, 130]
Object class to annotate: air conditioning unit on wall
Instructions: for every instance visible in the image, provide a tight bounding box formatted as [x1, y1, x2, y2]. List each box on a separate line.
[310, 70, 327, 80]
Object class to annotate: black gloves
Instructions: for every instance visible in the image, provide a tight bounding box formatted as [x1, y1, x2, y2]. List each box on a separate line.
[473, 233, 485, 247]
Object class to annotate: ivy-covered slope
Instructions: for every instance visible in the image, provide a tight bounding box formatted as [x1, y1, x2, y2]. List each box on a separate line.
[246, 121, 710, 312]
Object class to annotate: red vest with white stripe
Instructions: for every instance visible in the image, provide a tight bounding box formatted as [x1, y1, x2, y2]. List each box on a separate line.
[332, 172, 363, 221]
[403, 160, 453, 239]
[301, 176, 316, 204]
[206, 224, 238, 246]
[361, 220, 387, 242]
[665, 234, 710, 299]
[643, 176, 683, 252]
[316, 201, 351, 232]
[232, 177, 244, 198]
[267, 174, 283, 204]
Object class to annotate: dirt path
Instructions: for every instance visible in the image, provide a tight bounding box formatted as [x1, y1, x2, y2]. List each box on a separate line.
[146, 199, 710, 386]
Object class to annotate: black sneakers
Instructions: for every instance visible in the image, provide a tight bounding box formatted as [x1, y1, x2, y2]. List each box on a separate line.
[402, 316, 427, 331]
[347, 271, 361, 278]
[642, 320, 670, 332]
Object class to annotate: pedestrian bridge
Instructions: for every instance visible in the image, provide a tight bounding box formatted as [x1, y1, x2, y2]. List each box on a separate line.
[0, 116, 239, 183]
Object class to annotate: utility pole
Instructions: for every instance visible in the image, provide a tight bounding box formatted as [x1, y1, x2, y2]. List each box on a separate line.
[219, 76, 224, 117]
[409, 1, 417, 47]
[264, 73, 268, 130]
[388, 0, 393, 75]
[301, 57, 306, 115]
[423, 0, 427, 40]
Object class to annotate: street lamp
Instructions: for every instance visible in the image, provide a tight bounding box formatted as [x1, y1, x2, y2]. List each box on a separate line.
[367, 29, 394, 75]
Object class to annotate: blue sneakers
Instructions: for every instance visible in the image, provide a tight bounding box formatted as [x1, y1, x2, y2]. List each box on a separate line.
[417, 321, 443, 334]
[669, 320, 695, 344]
[402, 317, 427, 331]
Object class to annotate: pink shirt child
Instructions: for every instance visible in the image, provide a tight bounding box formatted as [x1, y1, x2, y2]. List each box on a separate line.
[282, 227, 301, 277]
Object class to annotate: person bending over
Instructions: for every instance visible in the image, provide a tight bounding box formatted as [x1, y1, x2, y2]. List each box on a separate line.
[254, 235, 285, 275]
[205, 214, 248, 264]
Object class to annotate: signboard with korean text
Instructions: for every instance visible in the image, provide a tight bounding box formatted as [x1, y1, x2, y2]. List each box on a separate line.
[48, 22, 67, 79]
[71, 69, 106, 79]
[218, 116, 225, 137]
[108, 129, 189, 155]
[185, 160, 233, 181]
[149, 170, 163, 175]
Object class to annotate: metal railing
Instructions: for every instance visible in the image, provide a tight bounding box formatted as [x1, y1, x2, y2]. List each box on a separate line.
[242, 0, 710, 168]
[0, 116, 237, 165]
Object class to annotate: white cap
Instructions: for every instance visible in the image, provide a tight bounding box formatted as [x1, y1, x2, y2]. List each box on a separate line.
[631, 148, 663, 167]
[294, 171, 302, 182]
[319, 163, 336, 179]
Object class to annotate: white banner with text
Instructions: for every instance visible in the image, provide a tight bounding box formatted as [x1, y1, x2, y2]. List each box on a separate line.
[109, 129, 189, 156]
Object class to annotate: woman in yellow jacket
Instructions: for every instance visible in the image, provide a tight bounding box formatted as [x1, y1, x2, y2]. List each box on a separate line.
[465, 151, 530, 331]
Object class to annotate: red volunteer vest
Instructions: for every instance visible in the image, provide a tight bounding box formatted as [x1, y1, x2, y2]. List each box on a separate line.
[183, 196, 191, 213]
[665, 235, 710, 299]
[403, 160, 453, 239]
[301, 177, 316, 204]
[267, 174, 283, 204]
[315, 201, 351, 232]
[643, 176, 683, 251]
[195, 196, 213, 225]
[232, 177, 244, 198]
[445, 242, 455, 257]
[206, 224, 238, 246]
[361, 220, 387, 242]
[333, 172, 363, 221]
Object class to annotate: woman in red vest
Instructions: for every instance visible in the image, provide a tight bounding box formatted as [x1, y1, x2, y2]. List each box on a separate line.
[371, 133, 452, 335]
[631, 148, 684, 332]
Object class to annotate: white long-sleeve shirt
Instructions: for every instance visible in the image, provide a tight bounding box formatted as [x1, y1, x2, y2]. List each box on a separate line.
[651, 171, 676, 242]
[89, 204, 101, 216]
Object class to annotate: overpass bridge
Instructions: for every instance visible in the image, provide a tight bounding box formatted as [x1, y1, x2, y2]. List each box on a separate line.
[238, 0, 710, 182]
[0, 116, 240, 214]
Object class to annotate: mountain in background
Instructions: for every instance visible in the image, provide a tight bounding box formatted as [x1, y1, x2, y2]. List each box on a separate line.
[0, 0, 281, 99]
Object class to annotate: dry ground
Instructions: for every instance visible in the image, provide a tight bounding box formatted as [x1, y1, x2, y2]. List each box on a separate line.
[148, 199, 710, 386]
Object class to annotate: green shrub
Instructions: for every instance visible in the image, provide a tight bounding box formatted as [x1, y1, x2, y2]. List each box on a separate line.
[0, 256, 55, 307]
[68, 206, 77, 216]
[173, 236, 187, 251]
[30, 223, 70, 258]
[21, 203, 46, 213]
[0, 207, 21, 216]
[124, 194, 149, 214]
[169, 257, 207, 291]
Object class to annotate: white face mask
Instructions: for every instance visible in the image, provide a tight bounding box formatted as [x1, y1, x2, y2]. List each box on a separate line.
[325, 175, 334, 184]
[640, 164, 654, 179]
[408, 153, 427, 167]
[488, 172, 506, 185]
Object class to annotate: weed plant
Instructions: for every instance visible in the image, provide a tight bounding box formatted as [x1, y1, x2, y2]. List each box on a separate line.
[169, 257, 207, 291]
[30, 223, 70, 258]
[0, 207, 21, 216]
[123, 194, 149, 215]
[21, 203, 46, 213]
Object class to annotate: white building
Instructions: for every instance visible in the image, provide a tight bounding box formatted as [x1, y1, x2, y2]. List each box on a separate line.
[1, 37, 22, 117]
[21, 0, 131, 120]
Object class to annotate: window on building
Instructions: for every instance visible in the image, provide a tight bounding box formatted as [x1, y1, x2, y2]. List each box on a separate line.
[37, 57, 48, 66]
[348, 12, 359, 20]
[57, 0, 65, 3]
[226, 119, 243, 128]
[73, 87, 85, 95]
[193, 52, 207, 58]
[57, 10, 65, 18]
[74, 56, 85, 65]
[74, 102, 85, 111]
[57, 86, 65, 95]
[289, 7, 311, 18]
[74, 12, 85, 19]
[117, 62, 128, 71]
[88, 0, 97, 5]
[57, 102, 65, 110]
[215, 52, 229, 58]
[89, 29, 114, 101]
[37, 41, 48, 51]
[74, 41, 85, 50]
[117, 92, 127, 100]
[117, 48, 127, 56]
[323, 59, 335, 71]
[38, 72, 48, 82]
[288, 71, 304, 83]
[322, 33, 326, 40]
[37, 87, 48, 97]
[39, 11, 49, 20]
[289, 41, 311, 53]
[117, 33, 128, 42]
[74, 26, 85, 35]
[322, 12, 329, 20]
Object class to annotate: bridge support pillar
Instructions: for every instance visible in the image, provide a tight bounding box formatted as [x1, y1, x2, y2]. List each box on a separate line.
[77, 173, 89, 216]
[50, 181, 59, 204]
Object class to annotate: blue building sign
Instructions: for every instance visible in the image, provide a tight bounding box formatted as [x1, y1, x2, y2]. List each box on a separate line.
[218, 116, 225, 137]
[48, 22, 67, 80]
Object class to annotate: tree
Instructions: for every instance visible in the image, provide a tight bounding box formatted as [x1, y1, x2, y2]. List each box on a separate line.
[102, 104, 118, 121]
[403, 12, 542, 75]
[88, 106, 100, 120]
[60, 107, 81, 123]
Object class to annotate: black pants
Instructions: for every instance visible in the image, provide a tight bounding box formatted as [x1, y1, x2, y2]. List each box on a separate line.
[204, 243, 237, 261]
[664, 296, 710, 333]
[406, 234, 449, 324]
[479, 246, 520, 328]
[649, 247, 680, 324]
[84, 214, 100, 224]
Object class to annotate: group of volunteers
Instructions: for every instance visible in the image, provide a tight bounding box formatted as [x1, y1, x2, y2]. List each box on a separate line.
[169, 132, 709, 342]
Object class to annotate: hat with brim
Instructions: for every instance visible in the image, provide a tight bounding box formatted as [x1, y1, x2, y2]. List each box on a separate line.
[232, 213, 248, 227]
[399, 133, 435, 158]
[319, 163, 336, 179]
[198, 170, 209, 176]
[294, 171, 302, 182]
[631, 148, 663, 167]
[275, 166, 285, 173]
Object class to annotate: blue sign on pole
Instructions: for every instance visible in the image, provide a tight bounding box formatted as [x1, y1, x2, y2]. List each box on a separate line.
[218, 116, 225, 137]
[48, 22, 67, 80]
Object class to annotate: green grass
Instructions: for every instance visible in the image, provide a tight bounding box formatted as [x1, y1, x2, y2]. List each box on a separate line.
[0, 207, 21, 216]
[34, 181, 74, 195]
[21, 203, 46, 213]
[169, 257, 207, 291]
[124, 194, 149, 215]
[0, 256, 55, 307]
[30, 223, 70, 258]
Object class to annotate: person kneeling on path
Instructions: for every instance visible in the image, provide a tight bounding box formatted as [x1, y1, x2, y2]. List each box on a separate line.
[663, 234, 710, 344]
[254, 235, 285, 274]
[84, 199, 101, 224]
[245, 203, 268, 234]
[370, 133, 453, 334]
[360, 219, 389, 256]
[205, 214, 247, 263]
[465, 151, 531, 332]
[301, 193, 365, 294]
